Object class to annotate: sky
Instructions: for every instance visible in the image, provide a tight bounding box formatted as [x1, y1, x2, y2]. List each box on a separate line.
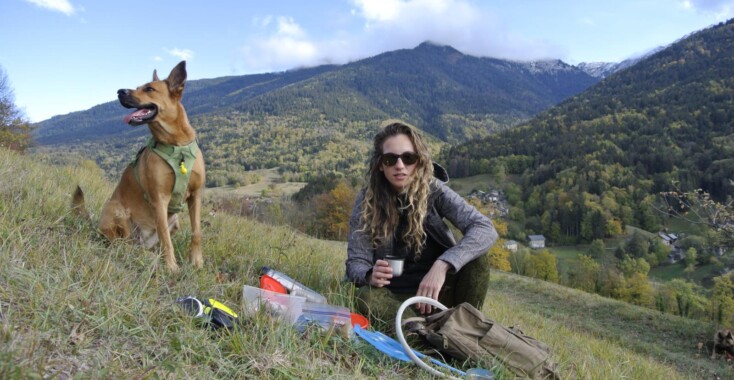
[1, 0, 734, 123]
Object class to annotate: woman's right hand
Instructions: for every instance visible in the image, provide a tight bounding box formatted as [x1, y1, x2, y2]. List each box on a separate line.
[369, 259, 393, 287]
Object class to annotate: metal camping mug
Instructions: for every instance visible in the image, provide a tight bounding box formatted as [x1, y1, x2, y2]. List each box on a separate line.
[385, 256, 404, 277]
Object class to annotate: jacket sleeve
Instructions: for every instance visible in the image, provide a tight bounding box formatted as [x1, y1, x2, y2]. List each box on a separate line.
[345, 190, 375, 286]
[434, 182, 498, 272]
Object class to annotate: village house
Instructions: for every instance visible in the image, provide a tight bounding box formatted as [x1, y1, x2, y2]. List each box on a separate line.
[466, 188, 510, 218]
[657, 231, 678, 247]
[504, 240, 518, 252]
[527, 235, 546, 249]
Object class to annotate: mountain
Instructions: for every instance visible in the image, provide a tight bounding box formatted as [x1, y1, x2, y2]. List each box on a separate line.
[576, 61, 621, 78]
[577, 47, 665, 78]
[33, 65, 338, 145]
[33, 42, 601, 184]
[440, 19, 734, 243]
[35, 42, 599, 145]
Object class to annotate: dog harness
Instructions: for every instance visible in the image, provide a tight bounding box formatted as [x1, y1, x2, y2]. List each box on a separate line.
[133, 137, 200, 214]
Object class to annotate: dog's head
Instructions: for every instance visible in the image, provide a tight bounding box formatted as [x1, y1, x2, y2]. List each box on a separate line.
[117, 61, 187, 127]
[718, 330, 734, 347]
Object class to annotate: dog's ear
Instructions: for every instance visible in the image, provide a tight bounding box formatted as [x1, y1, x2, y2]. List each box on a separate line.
[152, 69, 160, 82]
[727, 331, 733, 339]
[166, 61, 187, 97]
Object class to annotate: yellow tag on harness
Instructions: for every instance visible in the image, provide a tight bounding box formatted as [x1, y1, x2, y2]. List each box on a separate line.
[180, 161, 188, 174]
[205, 298, 238, 318]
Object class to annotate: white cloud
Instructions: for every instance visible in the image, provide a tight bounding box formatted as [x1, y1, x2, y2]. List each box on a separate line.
[276, 16, 307, 37]
[237, 0, 563, 73]
[24, 0, 75, 15]
[682, 0, 734, 18]
[348, 0, 561, 61]
[239, 16, 319, 72]
[352, 0, 402, 22]
[166, 48, 194, 61]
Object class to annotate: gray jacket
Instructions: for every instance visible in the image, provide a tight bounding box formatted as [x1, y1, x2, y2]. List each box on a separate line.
[345, 164, 498, 286]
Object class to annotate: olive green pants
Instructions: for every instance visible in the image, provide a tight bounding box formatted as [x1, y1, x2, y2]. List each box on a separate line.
[354, 254, 490, 333]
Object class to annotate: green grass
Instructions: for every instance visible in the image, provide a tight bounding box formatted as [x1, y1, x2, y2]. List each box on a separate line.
[2, 148, 732, 379]
[650, 263, 715, 284]
[206, 168, 308, 200]
[650, 262, 688, 281]
[546, 245, 583, 267]
[448, 173, 495, 195]
[449, 173, 524, 197]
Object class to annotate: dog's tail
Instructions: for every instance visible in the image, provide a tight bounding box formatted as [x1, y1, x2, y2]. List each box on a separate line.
[71, 185, 92, 222]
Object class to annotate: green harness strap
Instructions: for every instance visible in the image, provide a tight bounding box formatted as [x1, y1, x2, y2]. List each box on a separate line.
[133, 137, 200, 214]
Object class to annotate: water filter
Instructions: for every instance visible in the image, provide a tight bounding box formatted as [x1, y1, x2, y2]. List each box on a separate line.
[260, 266, 327, 304]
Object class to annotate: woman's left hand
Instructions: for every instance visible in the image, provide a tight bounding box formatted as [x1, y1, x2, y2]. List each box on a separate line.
[416, 260, 451, 314]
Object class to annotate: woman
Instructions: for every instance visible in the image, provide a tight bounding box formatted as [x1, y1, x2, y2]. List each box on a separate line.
[345, 121, 497, 328]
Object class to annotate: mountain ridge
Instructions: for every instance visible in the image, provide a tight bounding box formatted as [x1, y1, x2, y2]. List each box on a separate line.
[440, 19, 734, 243]
[34, 42, 600, 145]
[32, 41, 603, 184]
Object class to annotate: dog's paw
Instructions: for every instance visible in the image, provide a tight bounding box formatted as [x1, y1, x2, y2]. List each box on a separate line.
[166, 262, 181, 273]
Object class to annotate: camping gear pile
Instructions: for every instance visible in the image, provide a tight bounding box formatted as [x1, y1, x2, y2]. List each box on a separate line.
[244, 267, 366, 337]
[176, 268, 559, 379]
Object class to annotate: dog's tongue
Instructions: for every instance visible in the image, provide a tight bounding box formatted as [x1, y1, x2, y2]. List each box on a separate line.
[124, 109, 150, 124]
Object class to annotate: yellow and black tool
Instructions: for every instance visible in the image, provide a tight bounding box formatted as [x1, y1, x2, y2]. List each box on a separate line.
[176, 296, 239, 330]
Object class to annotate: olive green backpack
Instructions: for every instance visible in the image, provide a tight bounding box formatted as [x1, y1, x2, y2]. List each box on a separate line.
[410, 302, 560, 379]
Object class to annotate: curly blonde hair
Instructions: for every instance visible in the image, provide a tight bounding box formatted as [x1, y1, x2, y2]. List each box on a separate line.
[360, 122, 434, 254]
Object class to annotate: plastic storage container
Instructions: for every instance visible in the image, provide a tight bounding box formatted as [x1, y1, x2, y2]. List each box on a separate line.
[242, 285, 306, 323]
[295, 301, 352, 336]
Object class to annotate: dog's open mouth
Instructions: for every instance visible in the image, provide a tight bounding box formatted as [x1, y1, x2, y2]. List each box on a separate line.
[123, 106, 157, 126]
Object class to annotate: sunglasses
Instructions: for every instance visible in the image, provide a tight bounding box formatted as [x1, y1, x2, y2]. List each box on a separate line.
[380, 152, 420, 166]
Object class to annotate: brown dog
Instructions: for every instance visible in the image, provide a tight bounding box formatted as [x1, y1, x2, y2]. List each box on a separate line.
[72, 61, 205, 272]
[711, 329, 734, 360]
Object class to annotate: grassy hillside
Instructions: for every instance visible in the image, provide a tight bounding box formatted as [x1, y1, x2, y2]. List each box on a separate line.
[1, 148, 731, 379]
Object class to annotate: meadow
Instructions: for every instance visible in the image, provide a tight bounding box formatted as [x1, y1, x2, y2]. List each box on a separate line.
[1, 148, 732, 379]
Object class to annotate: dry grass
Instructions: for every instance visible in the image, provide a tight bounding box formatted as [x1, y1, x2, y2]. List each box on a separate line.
[1, 148, 732, 379]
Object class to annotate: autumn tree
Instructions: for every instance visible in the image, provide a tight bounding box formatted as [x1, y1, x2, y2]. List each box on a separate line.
[618, 272, 655, 307]
[487, 242, 512, 272]
[710, 275, 734, 326]
[526, 250, 559, 283]
[684, 247, 697, 273]
[567, 255, 600, 292]
[314, 180, 357, 240]
[656, 279, 707, 318]
[0, 66, 32, 152]
[509, 248, 532, 276]
[647, 238, 671, 266]
[597, 269, 625, 299]
[466, 199, 512, 270]
[618, 255, 650, 277]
